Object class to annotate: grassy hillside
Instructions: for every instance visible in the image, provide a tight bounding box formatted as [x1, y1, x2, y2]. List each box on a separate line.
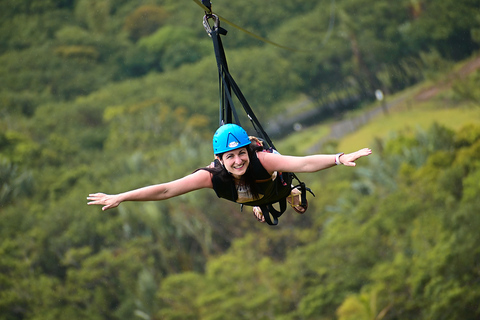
[339, 100, 480, 151]
[277, 55, 480, 154]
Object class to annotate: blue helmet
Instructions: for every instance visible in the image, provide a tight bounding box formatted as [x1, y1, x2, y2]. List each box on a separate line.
[213, 124, 251, 155]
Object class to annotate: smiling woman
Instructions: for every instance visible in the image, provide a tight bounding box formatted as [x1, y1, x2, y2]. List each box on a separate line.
[88, 124, 372, 224]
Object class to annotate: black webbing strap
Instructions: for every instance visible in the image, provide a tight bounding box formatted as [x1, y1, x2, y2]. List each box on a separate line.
[201, 0, 212, 13]
[206, 17, 271, 145]
[297, 182, 308, 208]
[210, 25, 237, 126]
[260, 199, 287, 226]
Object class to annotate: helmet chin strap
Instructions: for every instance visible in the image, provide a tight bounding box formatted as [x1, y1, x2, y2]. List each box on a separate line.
[221, 162, 234, 176]
[218, 159, 227, 171]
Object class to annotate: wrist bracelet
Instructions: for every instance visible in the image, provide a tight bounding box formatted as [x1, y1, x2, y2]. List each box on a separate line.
[335, 153, 344, 165]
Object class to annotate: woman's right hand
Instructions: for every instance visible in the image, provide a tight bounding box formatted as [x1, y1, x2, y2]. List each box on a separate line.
[87, 193, 122, 211]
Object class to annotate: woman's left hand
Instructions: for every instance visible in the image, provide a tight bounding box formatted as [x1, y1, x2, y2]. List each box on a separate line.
[87, 193, 122, 211]
[339, 148, 372, 166]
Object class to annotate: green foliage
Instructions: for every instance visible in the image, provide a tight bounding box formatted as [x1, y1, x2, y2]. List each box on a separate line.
[0, 89, 49, 117]
[226, 47, 302, 115]
[124, 5, 169, 42]
[401, 0, 480, 60]
[0, 157, 34, 206]
[138, 25, 211, 71]
[0, 7, 72, 52]
[0, 45, 118, 100]
[54, 45, 100, 61]
[75, 0, 111, 34]
[157, 272, 205, 319]
[418, 49, 454, 81]
[2, 1, 480, 319]
[451, 69, 480, 104]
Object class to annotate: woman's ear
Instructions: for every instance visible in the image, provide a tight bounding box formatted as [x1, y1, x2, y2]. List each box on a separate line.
[215, 155, 223, 165]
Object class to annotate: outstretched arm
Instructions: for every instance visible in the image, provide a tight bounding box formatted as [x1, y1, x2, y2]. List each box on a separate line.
[87, 169, 213, 211]
[258, 148, 372, 173]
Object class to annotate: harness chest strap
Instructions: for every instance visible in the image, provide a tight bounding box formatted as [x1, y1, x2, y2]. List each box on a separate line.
[255, 171, 276, 183]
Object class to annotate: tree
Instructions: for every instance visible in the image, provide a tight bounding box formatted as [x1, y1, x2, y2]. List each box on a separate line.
[401, 0, 480, 60]
[124, 5, 169, 42]
[0, 156, 34, 206]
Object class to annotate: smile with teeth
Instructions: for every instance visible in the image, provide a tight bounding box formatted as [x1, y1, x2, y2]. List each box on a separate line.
[233, 163, 245, 170]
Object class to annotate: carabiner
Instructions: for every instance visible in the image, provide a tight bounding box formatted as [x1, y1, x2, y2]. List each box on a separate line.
[203, 14, 220, 37]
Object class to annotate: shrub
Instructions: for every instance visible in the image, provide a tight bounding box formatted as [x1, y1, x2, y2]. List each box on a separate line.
[124, 5, 168, 42]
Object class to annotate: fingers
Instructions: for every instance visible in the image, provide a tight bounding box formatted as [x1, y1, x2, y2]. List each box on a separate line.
[252, 207, 265, 222]
[353, 148, 372, 157]
[341, 148, 372, 166]
[87, 193, 105, 201]
[87, 194, 102, 205]
[87, 193, 116, 211]
[361, 148, 373, 156]
[353, 148, 372, 159]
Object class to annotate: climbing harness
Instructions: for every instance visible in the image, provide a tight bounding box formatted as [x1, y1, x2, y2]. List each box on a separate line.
[201, 2, 314, 225]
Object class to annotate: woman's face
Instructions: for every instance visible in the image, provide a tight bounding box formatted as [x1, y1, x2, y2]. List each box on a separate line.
[219, 147, 250, 179]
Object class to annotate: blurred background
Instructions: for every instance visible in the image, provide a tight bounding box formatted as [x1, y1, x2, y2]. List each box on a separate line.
[1, 0, 480, 319]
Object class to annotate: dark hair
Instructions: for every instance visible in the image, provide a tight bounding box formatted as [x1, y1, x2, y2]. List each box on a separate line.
[197, 141, 264, 200]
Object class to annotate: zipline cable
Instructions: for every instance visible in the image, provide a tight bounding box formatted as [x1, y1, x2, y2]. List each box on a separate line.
[193, 0, 336, 52]
[320, 0, 336, 47]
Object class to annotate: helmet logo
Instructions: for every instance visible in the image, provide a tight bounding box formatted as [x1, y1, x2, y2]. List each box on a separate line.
[228, 141, 239, 148]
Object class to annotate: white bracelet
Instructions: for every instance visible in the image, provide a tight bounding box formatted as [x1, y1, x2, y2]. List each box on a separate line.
[335, 153, 344, 165]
